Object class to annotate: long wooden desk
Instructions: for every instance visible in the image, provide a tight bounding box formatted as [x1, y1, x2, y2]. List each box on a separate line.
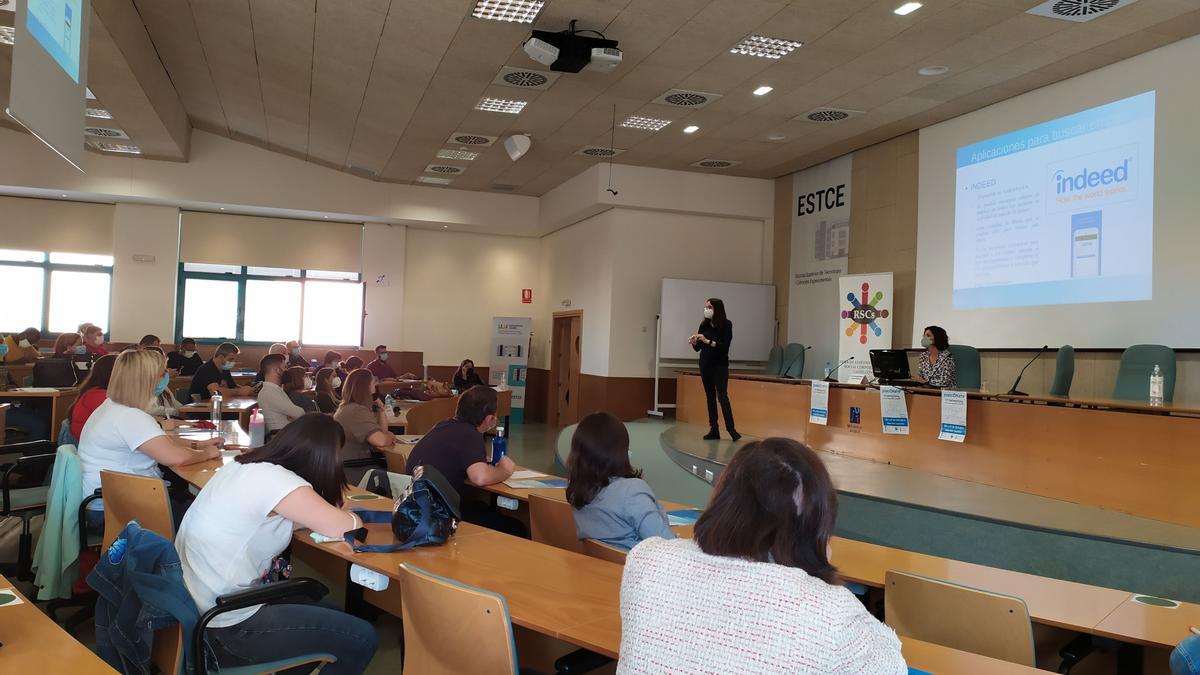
[0, 387, 80, 438]
[0, 573, 115, 673]
[677, 372, 1200, 528]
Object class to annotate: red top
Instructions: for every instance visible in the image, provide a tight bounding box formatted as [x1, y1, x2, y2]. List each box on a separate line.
[86, 342, 109, 356]
[70, 387, 108, 440]
[366, 358, 396, 380]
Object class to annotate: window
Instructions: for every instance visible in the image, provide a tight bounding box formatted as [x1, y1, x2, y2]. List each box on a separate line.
[176, 265, 363, 346]
[0, 249, 112, 334]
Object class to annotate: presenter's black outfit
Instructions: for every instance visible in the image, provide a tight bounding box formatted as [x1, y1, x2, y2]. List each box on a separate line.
[694, 320, 739, 441]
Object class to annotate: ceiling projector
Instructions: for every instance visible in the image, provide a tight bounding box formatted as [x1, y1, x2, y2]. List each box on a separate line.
[523, 22, 621, 73]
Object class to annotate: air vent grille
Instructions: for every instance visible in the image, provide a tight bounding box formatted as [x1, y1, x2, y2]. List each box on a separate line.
[796, 107, 864, 123]
[493, 66, 559, 90]
[690, 159, 742, 169]
[575, 146, 626, 157]
[447, 132, 497, 147]
[654, 89, 722, 109]
[1026, 0, 1134, 22]
[425, 164, 466, 175]
[87, 141, 142, 154]
[85, 127, 130, 139]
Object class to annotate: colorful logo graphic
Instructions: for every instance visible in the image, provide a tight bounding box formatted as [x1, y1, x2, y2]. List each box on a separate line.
[842, 282, 888, 345]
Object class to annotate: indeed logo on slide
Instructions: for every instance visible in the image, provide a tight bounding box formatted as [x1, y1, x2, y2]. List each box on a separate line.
[1054, 159, 1130, 194]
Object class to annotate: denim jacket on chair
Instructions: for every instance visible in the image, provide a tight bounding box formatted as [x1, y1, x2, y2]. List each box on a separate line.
[87, 521, 199, 675]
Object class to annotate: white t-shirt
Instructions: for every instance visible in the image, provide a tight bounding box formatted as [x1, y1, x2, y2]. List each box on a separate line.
[257, 381, 306, 432]
[175, 461, 309, 627]
[78, 399, 167, 509]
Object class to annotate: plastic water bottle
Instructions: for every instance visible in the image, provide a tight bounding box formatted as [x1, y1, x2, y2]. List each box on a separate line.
[384, 393, 395, 414]
[497, 372, 509, 392]
[248, 407, 265, 448]
[490, 425, 508, 465]
[823, 362, 832, 379]
[210, 391, 223, 426]
[1149, 365, 1164, 406]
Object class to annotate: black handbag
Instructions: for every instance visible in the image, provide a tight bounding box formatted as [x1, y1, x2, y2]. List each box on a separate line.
[343, 465, 461, 552]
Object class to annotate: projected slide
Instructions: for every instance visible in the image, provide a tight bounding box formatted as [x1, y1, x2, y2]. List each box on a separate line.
[953, 91, 1155, 309]
[27, 0, 83, 83]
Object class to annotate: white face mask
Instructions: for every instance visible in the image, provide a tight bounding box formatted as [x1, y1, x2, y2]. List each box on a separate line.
[378, 352, 389, 361]
[93, 336, 104, 346]
[332, 377, 342, 388]
[703, 308, 714, 319]
[18, 339, 31, 348]
[920, 336, 933, 349]
[183, 350, 196, 358]
[304, 376, 314, 389]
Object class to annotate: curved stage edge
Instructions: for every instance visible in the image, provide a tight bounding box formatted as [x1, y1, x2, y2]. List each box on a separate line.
[656, 422, 1200, 604]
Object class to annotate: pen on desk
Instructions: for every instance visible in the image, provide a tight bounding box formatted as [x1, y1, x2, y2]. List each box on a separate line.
[1190, 625, 1200, 636]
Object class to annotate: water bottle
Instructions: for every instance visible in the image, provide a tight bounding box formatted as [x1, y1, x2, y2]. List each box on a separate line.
[248, 407, 266, 448]
[490, 425, 508, 465]
[1149, 364, 1164, 406]
[823, 362, 832, 379]
[497, 372, 509, 392]
[384, 393, 395, 414]
[210, 391, 223, 426]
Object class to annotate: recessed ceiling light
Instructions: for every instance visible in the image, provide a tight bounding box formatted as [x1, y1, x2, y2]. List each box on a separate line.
[0, 26, 14, 46]
[323, 216, 329, 219]
[620, 115, 672, 131]
[471, 0, 544, 23]
[475, 96, 528, 114]
[752, 85, 774, 96]
[60, 193, 67, 198]
[437, 149, 480, 161]
[682, 125, 700, 134]
[417, 176, 453, 185]
[730, 35, 803, 59]
[442, 225, 449, 229]
[219, 207, 226, 210]
[918, 65, 949, 76]
[85, 107, 113, 119]
[894, 2, 922, 15]
[766, 133, 786, 142]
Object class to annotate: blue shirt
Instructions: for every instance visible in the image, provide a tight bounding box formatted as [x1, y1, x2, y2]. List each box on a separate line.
[572, 477, 675, 551]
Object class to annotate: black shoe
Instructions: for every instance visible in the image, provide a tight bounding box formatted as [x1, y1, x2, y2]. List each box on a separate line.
[703, 429, 720, 440]
[729, 430, 742, 442]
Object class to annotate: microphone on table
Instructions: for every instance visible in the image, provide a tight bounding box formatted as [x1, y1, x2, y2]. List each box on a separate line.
[781, 345, 812, 378]
[1006, 345, 1049, 396]
[824, 355, 854, 383]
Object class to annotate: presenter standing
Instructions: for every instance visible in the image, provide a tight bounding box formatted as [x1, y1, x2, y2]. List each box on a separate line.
[689, 299, 740, 442]
[916, 325, 957, 388]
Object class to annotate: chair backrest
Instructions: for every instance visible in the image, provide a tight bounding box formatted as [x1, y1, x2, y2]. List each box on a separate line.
[1112, 344, 1176, 402]
[763, 345, 784, 377]
[947, 345, 981, 390]
[781, 343, 806, 378]
[582, 538, 627, 565]
[884, 570, 1035, 667]
[97, 470, 184, 675]
[398, 563, 518, 675]
[404, 397, 458, 435]
[529, 494, 584, 554]
[1049, 345, 1075, 397]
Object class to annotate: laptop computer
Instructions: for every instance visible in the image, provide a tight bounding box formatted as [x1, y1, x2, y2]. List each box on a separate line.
[868, 349, 925, 387]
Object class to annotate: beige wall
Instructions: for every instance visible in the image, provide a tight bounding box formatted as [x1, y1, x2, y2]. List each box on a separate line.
[109, 203, 180, 342]
[362, 223, 406, 350]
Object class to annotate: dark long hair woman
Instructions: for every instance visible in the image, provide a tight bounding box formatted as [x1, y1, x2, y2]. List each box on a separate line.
[690, 297, 739, 441]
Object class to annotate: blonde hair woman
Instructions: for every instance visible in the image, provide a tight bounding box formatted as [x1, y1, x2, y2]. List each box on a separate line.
[78, 349, 223, 534]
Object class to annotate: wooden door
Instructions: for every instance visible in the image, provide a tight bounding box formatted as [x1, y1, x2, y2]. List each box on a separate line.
[551, 311, 583, 427]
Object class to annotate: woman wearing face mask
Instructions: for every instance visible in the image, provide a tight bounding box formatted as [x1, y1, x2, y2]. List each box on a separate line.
[915, 325, 956, 388]
[688, 298, 740, 441]
[83, 324, 108, 356]
[168, 337, 205, 376]
[283, 366, 318, 413]
[314, 367, 340, 414]
[53, 332, 85, 358]
[453, 359, 485, 393]
[2, 327, 43, 363]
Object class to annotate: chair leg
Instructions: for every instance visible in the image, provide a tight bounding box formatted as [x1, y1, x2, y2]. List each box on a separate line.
[1057, 633, 1095, 673]
[17, 513, 34, 581]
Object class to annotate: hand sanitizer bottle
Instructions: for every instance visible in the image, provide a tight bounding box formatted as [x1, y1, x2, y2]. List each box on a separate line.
[1149, 365, 1164, 406]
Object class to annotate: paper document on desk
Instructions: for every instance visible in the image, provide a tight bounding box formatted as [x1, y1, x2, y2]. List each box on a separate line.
[14, 387, 59, 392]
[509, 470, 548, 480]
[879, 386, 910, 435]
[397, 435, 422, 444]
[809, 380, 829, 425]
[938, 390, 967, 442]
[503, 478, 568, 489]
[667, 509, 701, 526]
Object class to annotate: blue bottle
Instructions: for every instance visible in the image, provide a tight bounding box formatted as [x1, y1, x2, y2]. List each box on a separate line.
[490, 425, 507, 465]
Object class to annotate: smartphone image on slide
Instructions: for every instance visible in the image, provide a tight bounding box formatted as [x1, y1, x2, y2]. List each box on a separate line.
[1071, 211, 1102, 278]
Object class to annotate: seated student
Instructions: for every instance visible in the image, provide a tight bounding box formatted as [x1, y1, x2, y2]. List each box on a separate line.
[285, 340, 308, 369]
[405, 385, 520, 535]
[1173, 633, 1199, 675]
[567, 412, 673, 550]
[255, 343, 289, 383]
[142, 346, 184, 423]
[320, 350, 343, 374]
[175, 414, 377, 673]
[53, 331, 86, 358]
[334, 369, 394, 465]
[314, 367, 340, 414]
[344, 356, 363, 373]
[618, 438, 907, 674]
[916, 325, 956, 388]
[138, 334, 162, 350]
[189, 342, 254, 401]
[2, 327, 43, 363]
[83, 324, 109, 356]
[167, 337, 204, 377]
[78, 349, 222, 534]
[69, 354, 118, 441]
[283, 366, 318, 413]
[257, 354, 306, 432]
[365, 345, 396, 380]
[452, 359, 485, 392]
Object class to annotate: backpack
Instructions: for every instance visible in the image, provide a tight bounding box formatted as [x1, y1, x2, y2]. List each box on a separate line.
[343, 464, 461, 552]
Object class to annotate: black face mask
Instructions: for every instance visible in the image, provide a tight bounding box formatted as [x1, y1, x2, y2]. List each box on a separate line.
[465, 367, 474, 376]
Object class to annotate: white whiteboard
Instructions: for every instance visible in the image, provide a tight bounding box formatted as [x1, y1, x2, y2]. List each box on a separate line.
[660, 278, 776, 361]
